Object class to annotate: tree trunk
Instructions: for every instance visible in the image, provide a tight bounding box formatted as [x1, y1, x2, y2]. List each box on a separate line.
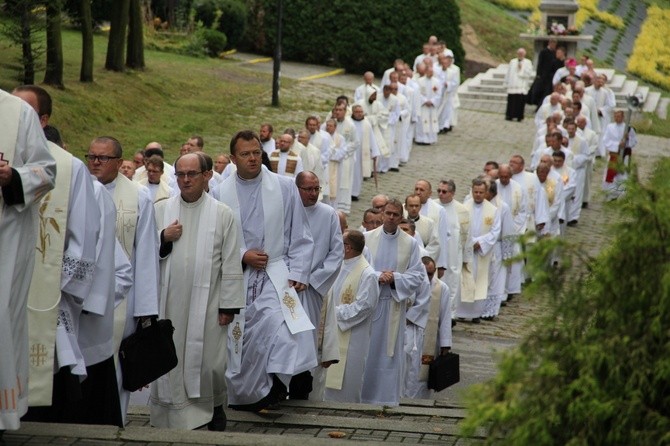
[126, 0, 145, 70]
[105, 0, 130, 71]
[44, 1, 64, 88]
[79, 0, 94, 82]
[20, 3, 35, 85]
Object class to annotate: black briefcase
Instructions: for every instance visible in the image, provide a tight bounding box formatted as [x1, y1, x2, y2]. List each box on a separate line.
[119, 318, 178, 391]
[427, 352, 460, 392]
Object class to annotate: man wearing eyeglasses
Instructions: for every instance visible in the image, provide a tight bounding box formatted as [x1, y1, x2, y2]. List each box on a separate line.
[289, 171, 343, 401]
[86, 136, 160, 425]
[0, 88, 55, 437]
[214, 130, 315, 413]
[361, 198, 424, 406]
[150, 153, 244, 431]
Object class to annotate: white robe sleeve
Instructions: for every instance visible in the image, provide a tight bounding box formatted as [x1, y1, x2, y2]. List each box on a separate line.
[438, 282, 452, 348]
[61, 159, 100, 301]
[131, 187, 160, 317]
[474, 204, 500, 256]
[392, 240, 425, 303]
[405, 276, 431, 328]
[310, 210, 344, 296]
[283, 178, 315, 285]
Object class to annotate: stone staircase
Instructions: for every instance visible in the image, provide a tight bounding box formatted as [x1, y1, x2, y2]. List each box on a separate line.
[459, 64, 667, 118]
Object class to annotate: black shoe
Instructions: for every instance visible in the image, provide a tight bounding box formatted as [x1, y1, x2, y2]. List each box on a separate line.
[500, 301, 507, 307]
[582, 202, 588, 209]
[351, 196, 359, 202]
[389, 167, 400, 172]
[567, 220, 578, 227]
[289, 371, 312, 400]
[208, 405, 227, 431]
[481, 316, 494, 321]
[446, 127, 453, 132]
[471, 318, 481, 324]
[451, 319, 457, 327]
[507, 293, 515, 301]
[517, 118, 524, 122]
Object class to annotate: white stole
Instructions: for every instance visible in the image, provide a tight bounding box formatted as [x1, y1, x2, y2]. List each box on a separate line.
[219, 169, 314, 373]
[27, 143, 72, 406]
[324, 255, 369, 390]
[158, 194, 216, 398]
[419, 280, 442, 381]
[366, 229, 412, 356]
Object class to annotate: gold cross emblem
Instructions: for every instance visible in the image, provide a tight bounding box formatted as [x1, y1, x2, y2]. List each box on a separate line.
[232, 322, 242, 353]
[283, 291, 297, 319]
[341, 285, 354, 305]
[30, 343, 48, 367]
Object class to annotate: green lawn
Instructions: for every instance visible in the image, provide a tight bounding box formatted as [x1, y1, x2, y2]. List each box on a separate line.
[0, 26, 339, 161]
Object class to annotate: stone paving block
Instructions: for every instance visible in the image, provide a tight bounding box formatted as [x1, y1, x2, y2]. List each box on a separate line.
[48, 437, 77, 445]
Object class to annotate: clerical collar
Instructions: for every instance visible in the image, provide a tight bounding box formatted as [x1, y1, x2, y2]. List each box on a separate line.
[236, 171, 262, 183]
[383, 228, 398, 235]
[408, 215, 419, 222]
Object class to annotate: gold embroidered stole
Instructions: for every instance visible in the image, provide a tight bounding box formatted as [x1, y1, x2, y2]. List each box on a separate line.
[419, 279, 443, 381]
[544, 177, 557, 206]
[328, 133, 343, 194]
[366, 228, 412, 356]
[27, 143, 72, 406]
[464, 200, 496, 302]
[269, 150, 299, 176]
[324, 255, 369, 390]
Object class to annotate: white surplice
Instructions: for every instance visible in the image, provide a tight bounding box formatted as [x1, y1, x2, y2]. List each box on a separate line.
[0, 91, 56, 430]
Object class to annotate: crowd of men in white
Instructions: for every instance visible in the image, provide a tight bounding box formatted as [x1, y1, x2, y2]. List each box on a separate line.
[1, 36, 637, 436]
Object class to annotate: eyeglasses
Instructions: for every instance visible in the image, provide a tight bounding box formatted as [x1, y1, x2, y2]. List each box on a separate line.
[175, 171, 204, 179]
[236, 150, 262, 159]
[298, 186, 322, 193]
[437, 189, 450, 194]
[85, 154, 120, 164]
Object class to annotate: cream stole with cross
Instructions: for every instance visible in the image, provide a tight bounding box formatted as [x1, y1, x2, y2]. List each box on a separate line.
[324, 255, 369, 390]
[112, 174, 139, 354]
[27, 142, 72, 406]
[463, 200, 496, 302]
[365, 228, 412, 357]
[419, 279, 443, 381]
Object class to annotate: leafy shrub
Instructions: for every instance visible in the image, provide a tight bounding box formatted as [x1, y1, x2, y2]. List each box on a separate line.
[196, 27, 228, 56]
[193, 0, 246, 49]
[627, 5, 670, 90]
[239, 0, 464, 76]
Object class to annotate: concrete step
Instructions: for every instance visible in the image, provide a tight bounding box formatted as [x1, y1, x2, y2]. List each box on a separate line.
[608, 74, 627, 92]
[656, 97, 669, 119]
[617, 80, 639, 98]
[643, 91, 662, 113]
[595, 68, 615, 82]
[459, 90, 508, 101]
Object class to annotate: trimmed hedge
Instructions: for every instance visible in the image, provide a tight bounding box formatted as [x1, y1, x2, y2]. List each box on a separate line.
[627, 5, 670, 91]
[240, 0, 465, 75]
[193, 0, 247, 49]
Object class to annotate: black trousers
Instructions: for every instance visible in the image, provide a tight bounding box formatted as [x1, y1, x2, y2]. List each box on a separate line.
[506, 94, 526, 120]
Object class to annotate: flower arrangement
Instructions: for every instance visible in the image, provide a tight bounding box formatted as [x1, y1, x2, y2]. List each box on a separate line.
[548, 21, 580, 36]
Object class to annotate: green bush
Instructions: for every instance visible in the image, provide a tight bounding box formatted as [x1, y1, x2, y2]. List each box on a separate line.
[186, 28, 227, 57]
[460, 159, 670, 444]
[193, 0, 246, 49]
[240, 0, 465, 76]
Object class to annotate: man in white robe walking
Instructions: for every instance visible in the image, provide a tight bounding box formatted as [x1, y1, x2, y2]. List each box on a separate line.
[290, 171, 343, 401]
[214, 130, 315, 412]
[0, 88, 56, 436]
[151, 153, 244, 430]
[361, 198, 424, 406]
[87, 136, 160, 424]
[323, 230, 379, 403]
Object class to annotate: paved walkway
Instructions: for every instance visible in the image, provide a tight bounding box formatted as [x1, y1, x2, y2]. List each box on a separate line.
[5, 54, 669, 446]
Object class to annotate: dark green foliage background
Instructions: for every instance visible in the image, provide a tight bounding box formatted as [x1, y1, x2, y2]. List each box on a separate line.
[240, 0, 465, 75]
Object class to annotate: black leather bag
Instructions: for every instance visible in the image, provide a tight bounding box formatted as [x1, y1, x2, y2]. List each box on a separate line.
[119, 319, 178, 391]
[427, 352, 460, 392]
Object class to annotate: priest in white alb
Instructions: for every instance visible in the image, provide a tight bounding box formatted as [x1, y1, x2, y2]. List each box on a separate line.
[151, 153, 244, 430]
[86, 136, 160, 425]
[214, 130, 316, 412]
[323, 230, 379, 403]
[361, 198, 424, 406]
[403, 256, 452, 399]
[457, 179, 500, 322]
[0, 88, 56, 435]
[290, 171, 343, 401]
